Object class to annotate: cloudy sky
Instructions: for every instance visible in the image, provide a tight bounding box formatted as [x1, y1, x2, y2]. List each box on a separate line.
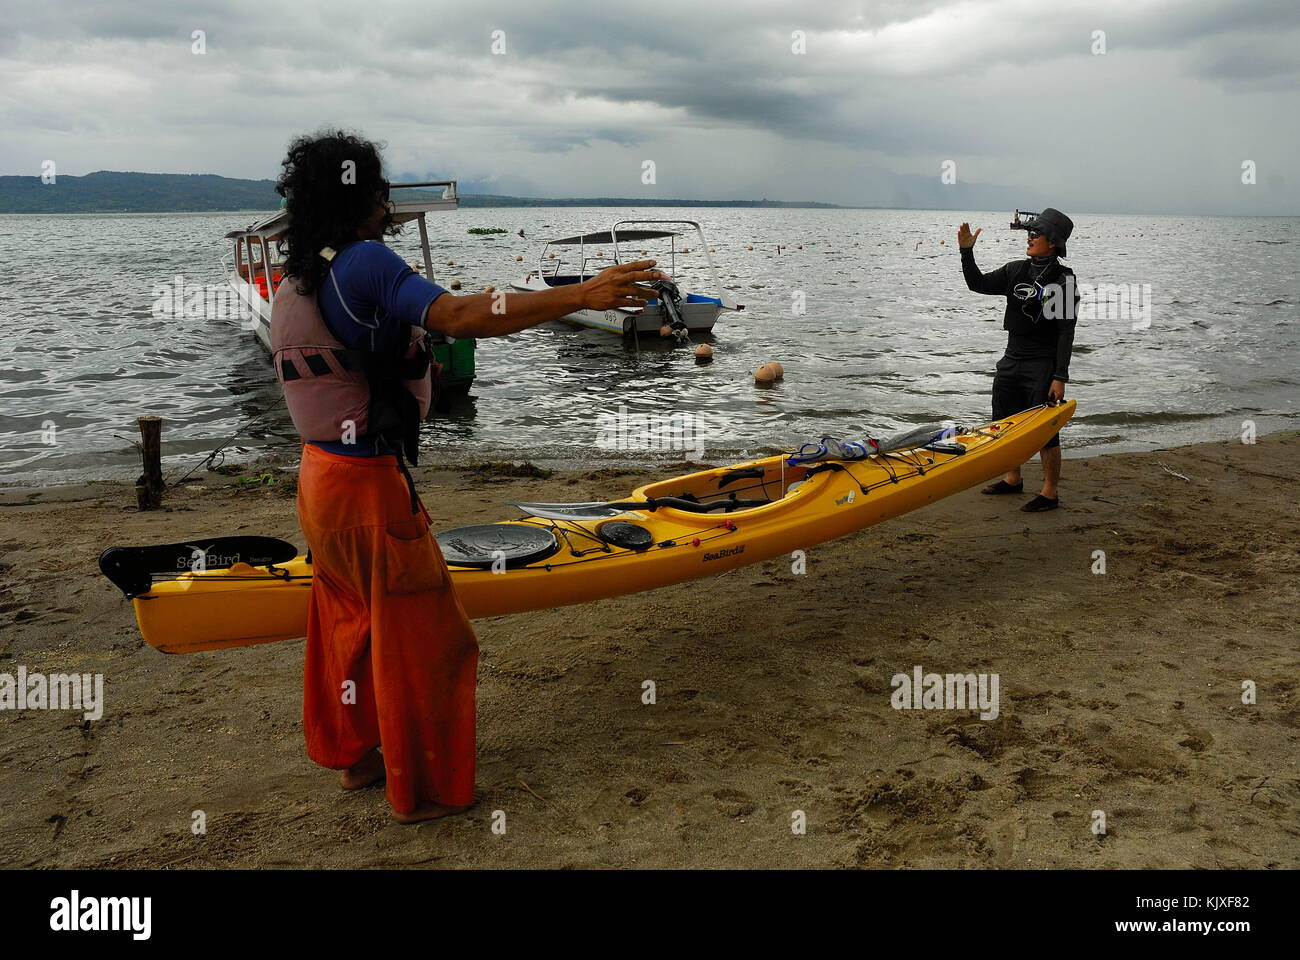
[3, 0, 1298, 213]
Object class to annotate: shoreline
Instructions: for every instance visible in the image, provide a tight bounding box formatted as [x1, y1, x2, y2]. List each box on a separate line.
[4, 421, 1298, 501]
[1, 429, 1296, 868]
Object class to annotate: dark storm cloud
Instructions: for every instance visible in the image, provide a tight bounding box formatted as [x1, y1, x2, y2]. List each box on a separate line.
[1, 0, 1296, 213]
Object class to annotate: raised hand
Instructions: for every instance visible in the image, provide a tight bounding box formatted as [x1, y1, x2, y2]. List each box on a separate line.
[957, 222, 982, 248]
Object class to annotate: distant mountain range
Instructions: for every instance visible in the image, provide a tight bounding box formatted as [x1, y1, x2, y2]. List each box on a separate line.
[0, 171, 847, 213]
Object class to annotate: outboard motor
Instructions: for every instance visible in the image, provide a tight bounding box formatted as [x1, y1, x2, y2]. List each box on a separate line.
[648, 276, 690, 343]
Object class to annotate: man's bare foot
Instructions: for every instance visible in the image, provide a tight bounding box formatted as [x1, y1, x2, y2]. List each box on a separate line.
[339, 748, 385, 790]
[392, 802, 473, 824]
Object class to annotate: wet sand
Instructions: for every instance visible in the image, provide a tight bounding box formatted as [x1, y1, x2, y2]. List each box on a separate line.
[1, 431, 1297, 868]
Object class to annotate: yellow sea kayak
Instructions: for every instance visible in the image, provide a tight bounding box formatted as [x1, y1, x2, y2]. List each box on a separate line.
[102, 402, 1074, 653]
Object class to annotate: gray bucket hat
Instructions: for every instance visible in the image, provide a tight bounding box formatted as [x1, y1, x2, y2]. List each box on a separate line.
[1031, 207, 1074, 257]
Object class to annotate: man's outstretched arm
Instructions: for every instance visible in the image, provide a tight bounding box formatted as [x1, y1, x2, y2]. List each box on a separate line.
[425, 259, 661, 339]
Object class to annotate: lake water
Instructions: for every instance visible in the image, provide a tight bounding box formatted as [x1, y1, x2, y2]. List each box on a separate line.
[0, 208, 1296, 486]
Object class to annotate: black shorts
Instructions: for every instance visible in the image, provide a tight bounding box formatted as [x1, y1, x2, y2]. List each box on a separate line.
[992, 355, 1060, 449]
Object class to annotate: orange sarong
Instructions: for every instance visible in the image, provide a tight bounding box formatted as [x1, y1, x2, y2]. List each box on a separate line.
[297, 443, 478, 813]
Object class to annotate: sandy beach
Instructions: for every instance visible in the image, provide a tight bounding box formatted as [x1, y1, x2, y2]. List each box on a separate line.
[1, 431, 1296, 869]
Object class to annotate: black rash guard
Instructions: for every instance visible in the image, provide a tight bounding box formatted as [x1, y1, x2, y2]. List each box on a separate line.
[960, 246, 1079, 382]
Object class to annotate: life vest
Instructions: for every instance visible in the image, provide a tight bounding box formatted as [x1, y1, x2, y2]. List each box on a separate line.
[270, 268, 435, 466]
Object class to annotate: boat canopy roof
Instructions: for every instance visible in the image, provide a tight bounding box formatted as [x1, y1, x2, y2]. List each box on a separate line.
[225, 181, 458, 239]
[545, 229, 680, 246]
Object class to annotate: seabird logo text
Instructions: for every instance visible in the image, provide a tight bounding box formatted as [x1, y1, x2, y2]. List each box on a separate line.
[702, 545, 745, 562]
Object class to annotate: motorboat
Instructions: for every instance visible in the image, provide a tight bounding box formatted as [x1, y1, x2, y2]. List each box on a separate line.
[510, 219, 742, 336]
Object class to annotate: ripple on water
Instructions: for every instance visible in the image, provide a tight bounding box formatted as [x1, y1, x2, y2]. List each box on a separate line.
[0, 209, 1298, 484]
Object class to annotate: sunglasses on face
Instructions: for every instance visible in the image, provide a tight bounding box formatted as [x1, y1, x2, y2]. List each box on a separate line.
[1027, 230, 1042, 240]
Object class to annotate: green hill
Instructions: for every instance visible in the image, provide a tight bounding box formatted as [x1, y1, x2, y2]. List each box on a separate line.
[0, 171, 844, 213]
[0, 171, 280, 213]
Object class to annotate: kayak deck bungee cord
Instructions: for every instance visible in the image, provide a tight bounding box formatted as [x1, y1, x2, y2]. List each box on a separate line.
[99, 401, 1075, 653]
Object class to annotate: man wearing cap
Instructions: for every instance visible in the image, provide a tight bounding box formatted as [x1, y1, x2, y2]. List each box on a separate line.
[956, 208, 1078, 512]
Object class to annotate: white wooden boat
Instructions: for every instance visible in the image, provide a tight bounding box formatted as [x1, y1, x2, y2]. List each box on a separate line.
[509, 220, 742, 335]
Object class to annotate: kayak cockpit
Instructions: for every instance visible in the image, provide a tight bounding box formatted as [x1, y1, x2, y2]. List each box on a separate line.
[632, 457, 822, 516]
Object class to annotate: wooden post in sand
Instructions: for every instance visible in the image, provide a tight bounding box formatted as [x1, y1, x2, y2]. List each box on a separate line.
[135, 416, 165, 510]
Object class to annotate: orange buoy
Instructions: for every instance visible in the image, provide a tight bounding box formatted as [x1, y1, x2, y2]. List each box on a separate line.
[754, 362, 783, 383]
[660, 324, 673, 337]
[694, 343, 713, 363]
[450, 279, 462, 290]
